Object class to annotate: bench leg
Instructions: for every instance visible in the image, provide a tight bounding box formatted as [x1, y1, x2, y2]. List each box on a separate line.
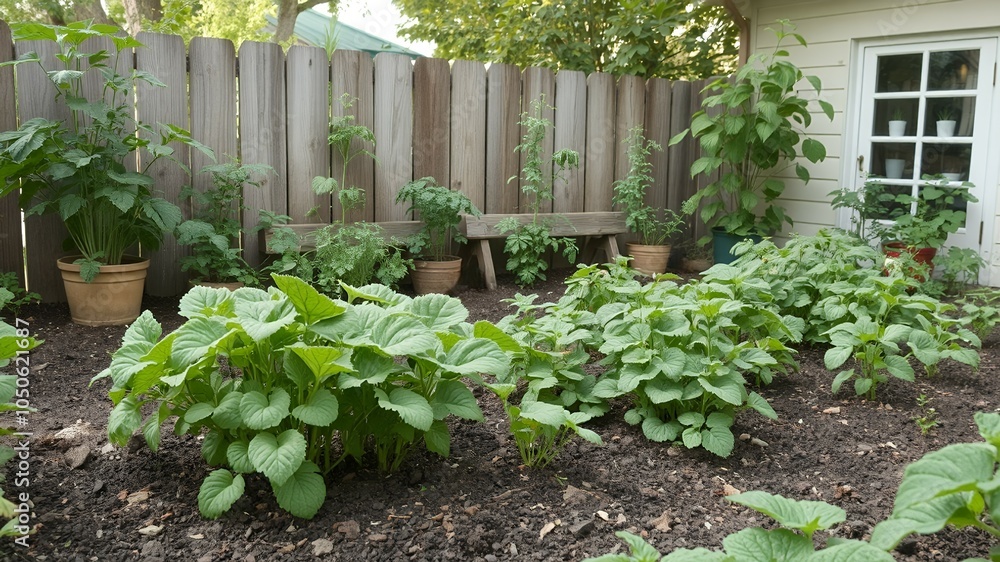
[472, 239, 497, 291]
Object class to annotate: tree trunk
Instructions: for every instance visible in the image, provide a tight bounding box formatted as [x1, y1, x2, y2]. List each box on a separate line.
[122, 0, 164, 36]
[72, 0, 114, 25]
[272, 0, 300, 44]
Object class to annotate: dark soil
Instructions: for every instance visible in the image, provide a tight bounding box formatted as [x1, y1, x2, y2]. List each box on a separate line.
[4, 270, 999, 561]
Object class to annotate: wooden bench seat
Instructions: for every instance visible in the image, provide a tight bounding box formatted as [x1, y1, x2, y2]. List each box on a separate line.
[458, 211, 627, 290]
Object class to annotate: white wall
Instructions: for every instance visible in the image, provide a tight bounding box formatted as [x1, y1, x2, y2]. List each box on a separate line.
[748, 0, 1000, 284]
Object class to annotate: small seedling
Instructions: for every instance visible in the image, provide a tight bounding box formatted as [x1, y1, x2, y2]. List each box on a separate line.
[913, 393, 939, 435]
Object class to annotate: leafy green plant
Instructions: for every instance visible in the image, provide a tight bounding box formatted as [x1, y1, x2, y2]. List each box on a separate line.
[937, 106, 956, 121]
[934, 246, 985, 295]
[498, 98, 580, 286]
[613, 126, 685, 246]
[95, 276, 510, 519]
[176, 161, 274, 285]
[959, 288, 1000, 339]
[671, 20, 832, 239]
[0, 274, 38, 318]
[913, 394, 939, 435]
[396, 177, 481, 261]
[870, 411, 1000, 557]
[870, 178, 977, 250]
[0, 22, 214, 281]
[585, 491, 892, 561]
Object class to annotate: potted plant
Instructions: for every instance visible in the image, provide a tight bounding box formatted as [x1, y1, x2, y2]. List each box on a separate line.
[678, 239, 713, 274]
[176, 161, 273, 289]
[0, 22, 213, 326]
[396, 177, 481, 294]
[613, 126, 685, 275]
[670, 20, 832, 264]
[868, 177, 977, 272]
[936, 106, 957, 137]
[885, 151, 907, 179]
[888, 108, 907, 137]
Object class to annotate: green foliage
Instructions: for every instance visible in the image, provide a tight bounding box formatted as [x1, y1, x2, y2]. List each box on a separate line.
[870, 179, 977, 249]
[914, 394, 939, 435]
[395, 0, 737, 80]
[674, 21, 832, 239]
[177, 161, 273, 285]
[312, 223, 411, 292]
[0, 23, 214, 282]
[959, 288, 1000, 339]
[613, 127, 685, 246]
[870, 412, 1000, 556]
[0, 274, 38, 318]
[500, 99, 580, 286]
[95, 276, 510, 519]
[396, 177, 481, 261]
[934, 246, 986, 295]
[585, 492, 891, 562]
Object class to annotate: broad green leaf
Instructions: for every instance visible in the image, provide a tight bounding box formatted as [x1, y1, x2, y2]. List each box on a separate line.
[802, 138, 827, 163]
[272, 274, 344, 324]
[437, 338, 509, 376]
[289, 346, 352, 384]
[179, 285, 235, 318]
[430, 379, 483, 421]
[184, 402, 215, 424]
[641, 416, 681, 442]
[892, 442, 995, 513]
[644, 378, 684, 405]
[374, 387, 434, 431]
[474, 320, 522, 353]
[662, 548, 728, 561]
[831, 369, 854, 394]
[808, 540, 895, 561]
[746, 392, 777, 420]
[518, 400, 568, 427]
[682, 427, 702, 449]
[197, 469, 245, 519]
[679, 411, 706, 427]
[201, 430, 229, 466]
[169, 317, 232, 366]
[883, 354, 914, 381]
[975, 412, 1000, 448]
[824, 346, 853, 370]
[226, 440, 255, 474]
[291, 388, 339, 426]
[235, 297, 297, 342]
[722, 528, 814, 562]
[423, 419, 451, 456]
[240, 388, 291, 430]
[706, 412, 735, 429]
[212, 391, 244, 430]
[272, 461, 326, 519]
[701, 425, 735, 457]
[699, 376, 743, 405]
[870, 493, 978, 550]
[123, 310, 162, 344]
[409, 294, 468, 329]
[371, 314, 440, 355]
[108, 395, 141, 446]
[248, 429, 307, 486]
[729, 491, 846, 535]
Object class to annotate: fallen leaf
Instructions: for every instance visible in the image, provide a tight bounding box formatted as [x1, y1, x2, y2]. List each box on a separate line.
[126, 490, 150, 506]
[649, 511, 672, 532]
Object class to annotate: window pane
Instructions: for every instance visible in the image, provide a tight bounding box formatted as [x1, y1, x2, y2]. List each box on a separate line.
[874, 98, 919, 136]
[872, 142, 916, 179]
[877, 54, 922, 92]
[922, 143, 972, 181]
[925, 97, 976, 137]
[928, 49, 979, 90]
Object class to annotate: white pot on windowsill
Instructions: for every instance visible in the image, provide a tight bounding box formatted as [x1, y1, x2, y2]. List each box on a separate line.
[936, 120, 957, 137]
[941, 172, 962, 181]
[885, 158, 906, 179]
[888, 120, 907, 137]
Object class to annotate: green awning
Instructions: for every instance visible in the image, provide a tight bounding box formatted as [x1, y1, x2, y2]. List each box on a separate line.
[264, 8, 422, 58]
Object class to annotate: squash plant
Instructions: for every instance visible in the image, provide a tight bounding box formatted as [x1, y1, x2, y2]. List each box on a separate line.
[96, 276, 509, 519]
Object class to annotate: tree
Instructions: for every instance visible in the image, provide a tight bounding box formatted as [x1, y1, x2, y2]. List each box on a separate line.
[394, 0, 738, 79]
[0, 0, 111, 26]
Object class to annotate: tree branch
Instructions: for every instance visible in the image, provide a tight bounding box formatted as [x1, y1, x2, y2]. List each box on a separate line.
[297, 0, 329, 14]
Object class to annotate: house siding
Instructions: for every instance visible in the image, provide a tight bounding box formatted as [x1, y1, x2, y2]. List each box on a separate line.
[747, 0, 1000, 283]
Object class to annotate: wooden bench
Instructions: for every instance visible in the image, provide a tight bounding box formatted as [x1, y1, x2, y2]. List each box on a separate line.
[260, 221, 423, 252]
[458, 211, 627, 290]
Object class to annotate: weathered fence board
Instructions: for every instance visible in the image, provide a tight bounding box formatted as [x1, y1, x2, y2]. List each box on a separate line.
[584, 73, 616, 212]
[0, 22, 23, 289]
[16, 39, 69, 302]
[286, 45, 332, 223]
[413, 57, 451, 187]
[330, 50, 375, 223]
[485, 64, 521, 215]
[1, 19, 712, 300]
[553, 70, 587, 213]
[374, 53, 413, 222]
[450, 60, 487, 212]
[137, 32, 189, 296]
[238, 41, 288, 267]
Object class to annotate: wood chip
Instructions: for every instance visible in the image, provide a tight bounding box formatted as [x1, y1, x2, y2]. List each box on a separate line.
[538, 521, 556, 542]
[822, 407, 841, 415]
[722, 484, 742, 496]
[137, 524, 163, 536]
[596, 510, 609, 521]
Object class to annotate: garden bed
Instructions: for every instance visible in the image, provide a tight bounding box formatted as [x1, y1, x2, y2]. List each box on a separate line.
[9, 270, 998, 561]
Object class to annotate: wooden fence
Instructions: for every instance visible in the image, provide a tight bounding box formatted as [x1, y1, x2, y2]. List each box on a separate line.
[0, 20, 712, 302]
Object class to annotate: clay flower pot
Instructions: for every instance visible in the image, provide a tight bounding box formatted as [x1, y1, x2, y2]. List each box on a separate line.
[627, 243, 671, 276]
[57, 256, 149, 326]
[411, 256, 462, 294]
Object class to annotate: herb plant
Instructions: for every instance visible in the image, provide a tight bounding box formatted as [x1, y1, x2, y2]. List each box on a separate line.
[0, 22, 214, 281]
[613, 126, 685, 246]
[498, 98, 580, 286]
[934, 246, 985, 295]
[396, 177, 481, 261]
[0, 274, 39, 318]
[959, 288, 1000, 339]
[96, 276, 510, 519]
[672, 20, 832, 239]
[871, 178, 977, 249]
[913, 394, 939, 434]
[176, 161, 274, 285]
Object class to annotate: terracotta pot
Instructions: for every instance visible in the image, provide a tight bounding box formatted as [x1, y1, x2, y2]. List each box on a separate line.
[683, 258, 713, 274]
[57, 256, 149, 326]
[189, 280, 245, 291]
[627, 243, 671, 276]
[882, 242, 937, 281]
[411, 256, 462, 295]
